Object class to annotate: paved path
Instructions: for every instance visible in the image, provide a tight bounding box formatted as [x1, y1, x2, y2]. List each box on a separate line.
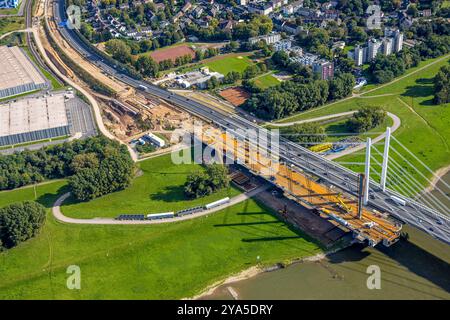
[274, 53, 450, 124]
[326, 112, 401, 160]
[0, 28, 32, 40]
[269, 111, 356, 127]
[52, 184, 270, 225]
[268, 110, 401, 160]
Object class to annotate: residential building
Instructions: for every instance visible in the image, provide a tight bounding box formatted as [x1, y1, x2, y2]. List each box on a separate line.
[313, 60, 334, 80]
[394, 30, 403, 52]
[367, 38, 382, 61]
[382, 37, 393, 56]
[249, 32, 281, 45]
[248, 3, 273, 15]
[273, 39, 292, 51]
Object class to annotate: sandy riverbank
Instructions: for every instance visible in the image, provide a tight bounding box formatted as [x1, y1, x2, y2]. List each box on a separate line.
[189, 252, 329, 300]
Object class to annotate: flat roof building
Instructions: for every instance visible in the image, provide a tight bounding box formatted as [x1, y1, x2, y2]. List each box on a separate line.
[0, 46, 47, 99]
[0, 93, 70, 146]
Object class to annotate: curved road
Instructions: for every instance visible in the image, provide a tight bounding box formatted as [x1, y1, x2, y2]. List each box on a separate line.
[48, 0, 450, 244]
[275, 53, 450, 124]
[52, 185, 269, 225]
[267, 111, 401, 160]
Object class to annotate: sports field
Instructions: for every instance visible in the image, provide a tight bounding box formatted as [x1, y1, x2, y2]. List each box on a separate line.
[0, 161, 322, 299]
[253, 73, 280, 89]
[219, 86, 251, 106]
[148, 44, 196, 63]
[205, 55, 253, 75]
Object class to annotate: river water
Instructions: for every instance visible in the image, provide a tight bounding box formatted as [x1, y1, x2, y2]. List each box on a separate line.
[204, 173, 450, 300]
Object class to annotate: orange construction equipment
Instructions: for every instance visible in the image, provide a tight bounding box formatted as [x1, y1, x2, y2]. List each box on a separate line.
[199, 128, 402, 247]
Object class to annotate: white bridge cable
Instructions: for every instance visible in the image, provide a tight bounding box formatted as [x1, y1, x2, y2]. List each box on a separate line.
[388, 158, 449, 213]
[391, 146, 448, 197]
[370, 154, 421, 202]
[388, 145, 450, 202]
[372, 146, 449, 212]
[370, 146, 448, 212]
[391, 135, 450, 190]
[367, 157, 405, 213]
[387, 161, 448, 213]
[374, 144, 450, 200]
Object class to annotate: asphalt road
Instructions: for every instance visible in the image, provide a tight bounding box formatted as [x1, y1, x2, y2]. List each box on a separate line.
[52, 185, 270, 225]
[52, 0, 450, 245]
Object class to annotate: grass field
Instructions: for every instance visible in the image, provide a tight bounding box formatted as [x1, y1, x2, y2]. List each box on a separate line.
[0, 169, 321, 299]
[323, 116, 394, 142]
[0, 17, 24, 36]
[62, 152, 241, 219]
[205, 55, 254, 75]
[274, 55, 450, 195]
[253, 73, 280, 89]
[22, 46, 65, 90]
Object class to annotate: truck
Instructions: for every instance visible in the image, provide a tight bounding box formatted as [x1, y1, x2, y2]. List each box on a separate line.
[390, 195, 406, 206]
[146, 212, 174, 220]
[205, 197, 230, 210]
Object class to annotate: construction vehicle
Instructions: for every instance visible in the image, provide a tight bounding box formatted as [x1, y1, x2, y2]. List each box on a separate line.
[309, 143, 333, 153]
[335, 193, 352, 214]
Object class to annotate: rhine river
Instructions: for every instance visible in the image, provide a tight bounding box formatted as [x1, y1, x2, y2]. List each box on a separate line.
[205, 173, 450, 300]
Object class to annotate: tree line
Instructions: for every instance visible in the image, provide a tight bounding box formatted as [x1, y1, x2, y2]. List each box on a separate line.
[243, 73, 355, 120]
[0, 136, 134, 201]
[434, 65, 450, 105]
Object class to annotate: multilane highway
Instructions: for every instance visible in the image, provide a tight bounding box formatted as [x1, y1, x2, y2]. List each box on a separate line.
[52, 0, 450, 245]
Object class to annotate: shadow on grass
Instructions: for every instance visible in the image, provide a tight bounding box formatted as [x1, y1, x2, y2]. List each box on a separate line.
[402, 84, 434, 99]
[242, 235, 303, 242]
[150, 185, 186, 203]
[214, 221, 282, 227]
[36, 185, 70, 208]
[216, 199, 325, 252]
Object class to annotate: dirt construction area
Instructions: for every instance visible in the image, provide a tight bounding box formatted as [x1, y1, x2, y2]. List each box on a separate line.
[47, 0, 129, 95]
[219, 87, 251, 107]
[99, 92, 192, 141]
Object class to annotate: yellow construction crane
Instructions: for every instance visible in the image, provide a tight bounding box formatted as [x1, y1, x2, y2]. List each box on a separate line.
[335, 193, 352, 214]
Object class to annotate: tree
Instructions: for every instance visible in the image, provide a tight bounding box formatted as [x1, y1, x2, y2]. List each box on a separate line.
[433, 65, 450, 104]
[135, 55, 159, 77]
[105, 39, 132, 64]
[346, 107, 387, 133]
[184, 164, 230, 199]
[70, 153, 99, 173]
[69, 148, 134, 201]
[0, 136, 132, 191]
[0, 201, 46, 249]
[283, 123, 326, 145]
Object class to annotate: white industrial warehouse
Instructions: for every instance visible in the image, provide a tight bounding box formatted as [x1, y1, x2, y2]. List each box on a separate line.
[0, 46, 47, 99]
[0, 93, 71, 146]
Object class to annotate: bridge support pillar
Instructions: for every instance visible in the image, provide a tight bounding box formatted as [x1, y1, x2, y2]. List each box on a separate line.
[364, 138, 371, 205]
[380, 127, 391, 192]
[358, 174, 365, 219]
